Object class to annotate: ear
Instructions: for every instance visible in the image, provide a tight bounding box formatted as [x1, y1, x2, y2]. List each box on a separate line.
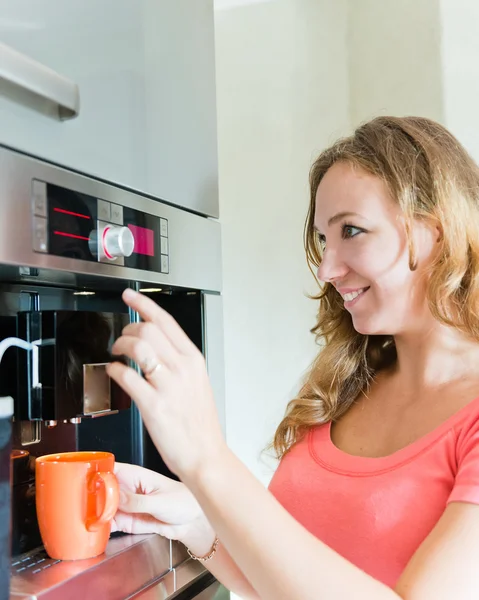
[435, 223, 443, 243]
[411, 219, 440, 267]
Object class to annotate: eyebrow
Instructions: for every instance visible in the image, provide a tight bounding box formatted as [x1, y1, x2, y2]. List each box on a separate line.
[313, 211, 363, 233]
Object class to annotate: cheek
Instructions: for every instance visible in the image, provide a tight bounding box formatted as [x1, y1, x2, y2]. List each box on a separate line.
[346, 241, 403, 278]
[347, 235, 412, 291]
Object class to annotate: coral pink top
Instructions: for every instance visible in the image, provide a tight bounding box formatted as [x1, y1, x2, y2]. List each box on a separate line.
[268, 396, 479, 588]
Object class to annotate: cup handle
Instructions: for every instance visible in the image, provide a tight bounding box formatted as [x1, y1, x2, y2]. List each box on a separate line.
[86, 471, 120, 532]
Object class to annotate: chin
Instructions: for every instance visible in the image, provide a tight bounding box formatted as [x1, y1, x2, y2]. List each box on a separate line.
[351, 317, 391, 337]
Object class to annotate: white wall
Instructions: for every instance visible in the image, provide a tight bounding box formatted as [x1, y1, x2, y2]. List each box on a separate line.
[347, 0, 479, 164]
[348, 0, 444, 125]
[214, 0, 350, 485]
[440, 0, 479, 162]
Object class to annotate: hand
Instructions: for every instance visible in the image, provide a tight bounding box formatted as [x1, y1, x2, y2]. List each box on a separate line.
[111, 462, 216, 552]
[106, 289, 227, 483]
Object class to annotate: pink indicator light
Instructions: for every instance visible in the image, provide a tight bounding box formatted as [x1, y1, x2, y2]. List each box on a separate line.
[128, 224, 154, 256]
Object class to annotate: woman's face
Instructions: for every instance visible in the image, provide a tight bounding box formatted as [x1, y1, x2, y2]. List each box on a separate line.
[314, 162, 439, 336]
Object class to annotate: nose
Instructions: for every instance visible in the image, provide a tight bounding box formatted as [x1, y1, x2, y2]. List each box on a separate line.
[316, 248, 349, 283]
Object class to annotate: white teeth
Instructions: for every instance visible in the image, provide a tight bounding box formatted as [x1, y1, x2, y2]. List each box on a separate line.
[343, 288, 367, 302]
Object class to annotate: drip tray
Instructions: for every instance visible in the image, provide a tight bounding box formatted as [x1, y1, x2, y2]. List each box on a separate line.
[12, 548, 61, 576]
[10, 534, 208, 599]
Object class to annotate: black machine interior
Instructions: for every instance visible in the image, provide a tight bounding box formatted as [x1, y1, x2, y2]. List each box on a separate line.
[0, 268, 204, 555]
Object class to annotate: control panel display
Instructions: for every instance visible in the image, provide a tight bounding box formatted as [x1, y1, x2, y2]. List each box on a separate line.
[48, 184, 96, 260]
[31, 181, 169, 274]
[127, 224, 155, 257]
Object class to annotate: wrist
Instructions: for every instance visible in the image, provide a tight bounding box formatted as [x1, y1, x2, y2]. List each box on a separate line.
[183, 443, 234, 492]
[186, 535, 219, 562]
[179, 447, 236, 556]
[180, 514, 217, 557]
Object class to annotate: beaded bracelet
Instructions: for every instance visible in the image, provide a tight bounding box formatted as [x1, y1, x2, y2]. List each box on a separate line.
[186, 536, 220, 563]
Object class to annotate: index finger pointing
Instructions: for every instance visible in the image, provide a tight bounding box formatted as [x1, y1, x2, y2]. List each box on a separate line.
[122, 289, 195, 355]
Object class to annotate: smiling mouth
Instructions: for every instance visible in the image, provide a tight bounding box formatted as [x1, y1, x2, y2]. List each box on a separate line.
[342, 287, 370, 303]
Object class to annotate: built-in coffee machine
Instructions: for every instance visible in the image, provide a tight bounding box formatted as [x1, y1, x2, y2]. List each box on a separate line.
[0, 146, 225, 600]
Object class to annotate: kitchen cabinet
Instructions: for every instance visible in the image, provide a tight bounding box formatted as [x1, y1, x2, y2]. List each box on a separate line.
[0, 0, 219, 217]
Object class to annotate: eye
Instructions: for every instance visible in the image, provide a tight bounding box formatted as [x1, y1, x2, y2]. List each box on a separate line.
[341, 224, 363, 239]
[316, 232, 326, 250]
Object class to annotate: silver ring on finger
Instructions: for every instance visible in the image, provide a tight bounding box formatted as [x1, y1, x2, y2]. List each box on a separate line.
[140, 357, 162, 380]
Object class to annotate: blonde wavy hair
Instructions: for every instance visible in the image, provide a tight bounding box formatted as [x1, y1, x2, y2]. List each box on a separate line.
[273, 115, 479, 459]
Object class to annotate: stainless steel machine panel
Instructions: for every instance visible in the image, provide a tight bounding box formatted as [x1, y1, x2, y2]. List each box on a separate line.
[0, 146, 222, 293]
[10, 534, 216, 600]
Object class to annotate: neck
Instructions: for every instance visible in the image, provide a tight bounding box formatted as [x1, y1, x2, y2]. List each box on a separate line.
[391, 319, 479, 391]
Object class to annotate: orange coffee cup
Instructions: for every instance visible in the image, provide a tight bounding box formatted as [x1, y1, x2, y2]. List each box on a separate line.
[35, 451, 119, 560]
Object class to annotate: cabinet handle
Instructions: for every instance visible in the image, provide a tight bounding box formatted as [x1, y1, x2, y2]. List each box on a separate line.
[0, 42, 80, 120]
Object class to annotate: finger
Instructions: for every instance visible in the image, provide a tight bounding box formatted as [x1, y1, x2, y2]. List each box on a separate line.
[114, 462, 177, 494]
[113, 462, 138, 490]
[110, 519, 120, 533]
[114, 461, 130, 475]
[112, 511, 166, 535]
[121, 322, 179, 367]
[119, 489, 161, 515]
[113, 462, 151, 491]
[111, 335, 173, 376]
[122, 289, 195, 355]
[119, 490, 181, 526]
[106, 361, 159, 414]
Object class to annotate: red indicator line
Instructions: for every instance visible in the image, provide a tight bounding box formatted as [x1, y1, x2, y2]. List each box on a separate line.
[53, 208, 91, 220]
[53, 231, 90, 241]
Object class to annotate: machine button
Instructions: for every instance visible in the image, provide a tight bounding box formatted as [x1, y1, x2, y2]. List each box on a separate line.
[97, 199, 111, 222]
[103, 226, 135, 259]
[32, 180, 47, 217]
[160, 237, 168, 255]
[160, 218, 168, 237]
[161, 254, 169, 273]
[110, 203, 123, 225]
[32, 217, 48, 253]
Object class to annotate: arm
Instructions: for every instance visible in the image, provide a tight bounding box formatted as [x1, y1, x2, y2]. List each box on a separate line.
[187, 532, 260, 600]
[187, 452, 479, 600]
[395, 501, 479, 599]
[108, 290, 479, 599]
[186, 449, 398, 600]
[108, 290, 395, 599]
[115, 458, 479, 600]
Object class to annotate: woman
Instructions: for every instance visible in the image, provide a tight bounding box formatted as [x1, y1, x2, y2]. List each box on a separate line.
[107, 116, 479, 599]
